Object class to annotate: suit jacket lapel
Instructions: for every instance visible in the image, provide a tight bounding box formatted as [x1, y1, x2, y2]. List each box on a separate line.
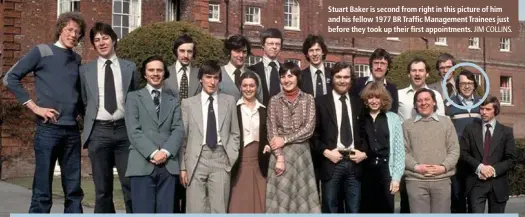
[474, 123, 484, 156]
[326, 92, 337, 126]
[86, 61, 99, 107]
[218, 94, 228, 131]
[119, 59, 132, 99]
[220, 67, 240, 95]
[489, 122, 502, 155]
[189, 67, 200, 96]
[302, 68, 313, 95]
[325, 67, 333, 93]
[138, 88, 159, 124]
[159, 90, 175, 126]
[191, 93, 204, 135]
[255, 63, 268, 96]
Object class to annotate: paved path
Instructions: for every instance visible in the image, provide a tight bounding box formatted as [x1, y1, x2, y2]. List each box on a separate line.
[1, 180, 524, 215]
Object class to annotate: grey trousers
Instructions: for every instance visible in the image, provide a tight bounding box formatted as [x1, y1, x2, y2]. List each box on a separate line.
[186, 145, 231, 213]
[406, 179, 451, 213]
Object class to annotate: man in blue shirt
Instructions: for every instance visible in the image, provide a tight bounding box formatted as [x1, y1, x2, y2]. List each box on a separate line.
[2, 12, 86, 213]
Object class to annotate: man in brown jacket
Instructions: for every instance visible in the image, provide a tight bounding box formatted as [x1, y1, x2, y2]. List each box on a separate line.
[402, 88, 460, 213]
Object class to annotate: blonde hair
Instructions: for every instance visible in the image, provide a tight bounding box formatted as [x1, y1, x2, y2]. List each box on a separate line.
[359, 81, 392, 112]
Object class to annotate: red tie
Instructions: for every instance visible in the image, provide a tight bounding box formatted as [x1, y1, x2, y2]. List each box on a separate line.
[482, 124, 491, 164]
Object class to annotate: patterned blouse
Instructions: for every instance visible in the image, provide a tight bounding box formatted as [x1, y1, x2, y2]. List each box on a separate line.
[266, 90, 316, 155]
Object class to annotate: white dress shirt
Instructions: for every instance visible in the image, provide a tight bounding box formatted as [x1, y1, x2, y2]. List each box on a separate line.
[237, 98, 265, 147]
[96, 54, 125, 121]
[310, 64, 327, 96]
[332, 90, 355, 150]
[145, 84, 171, 158]
[201, 91, 222, 146]
[397, 84, 445, 121]
[224, 61, 245, 82]
[262, 55, 281, 92]
[175, 60, 191, 89]
[476, 118, 497, 177]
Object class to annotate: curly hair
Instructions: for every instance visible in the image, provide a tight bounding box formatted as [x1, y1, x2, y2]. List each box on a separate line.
[55, 12, 87, 42]
[360, 81, 393, 112]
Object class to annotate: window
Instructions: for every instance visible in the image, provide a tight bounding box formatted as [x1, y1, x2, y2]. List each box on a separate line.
[435, 37, 447, 46]
[57, 0, 80, 16]
[474, 74, 482, 86]
[500, 76, 512, 104]
[245, 56, 262, 66]
[285, 59, 301, 67]
[500, 38, 510, 51]
[166, 0, 179, 21]
[112, 0, 141, 39]
[284, 0, 300, 30]
[208, 3, 220, 22]
[324, 61, 336, 69]
[468, 37, 480, 49]
[245, 7, 261, 25]
[354, 64, 370, 78]
[386, 37, 399, 41]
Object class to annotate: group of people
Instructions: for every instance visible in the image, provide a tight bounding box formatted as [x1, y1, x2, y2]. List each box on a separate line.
[2, 12, 517, 214]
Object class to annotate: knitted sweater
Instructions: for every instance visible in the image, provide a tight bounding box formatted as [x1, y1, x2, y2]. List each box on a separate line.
[402, 113, 460, 181]
[385, 112, 406, 182]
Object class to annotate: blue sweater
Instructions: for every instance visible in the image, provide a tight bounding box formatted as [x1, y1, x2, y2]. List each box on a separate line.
[3, 43, 83, 126]
[445, 94, 482, 138]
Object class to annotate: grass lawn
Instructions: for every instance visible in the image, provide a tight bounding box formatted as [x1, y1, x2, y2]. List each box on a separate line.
[5, 176, 125, 210]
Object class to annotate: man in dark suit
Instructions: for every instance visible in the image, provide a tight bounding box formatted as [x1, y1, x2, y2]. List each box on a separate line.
[314, 62, 366, 213]
[300, 34, 332, 98]
[350, 48, 398, 113]
[460, 95, 517, 213]
[247, 28, 284, 106]
[428, 53, 458, 99]
[124, 56, 185, 213]
[79, 22, 138, 213]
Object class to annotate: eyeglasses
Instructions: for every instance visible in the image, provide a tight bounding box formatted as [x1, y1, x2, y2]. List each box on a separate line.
[459, 82, 475, 87]
[265, 42, 281, 47]
[63, 27, 82, 38]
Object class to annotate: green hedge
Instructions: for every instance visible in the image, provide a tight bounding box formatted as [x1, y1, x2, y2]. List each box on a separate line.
[510, 139, 525, 195]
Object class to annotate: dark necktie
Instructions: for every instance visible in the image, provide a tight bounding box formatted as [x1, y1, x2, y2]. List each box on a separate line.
[234, 68, 242, 88]
[152, 90, 160, 117]
[104, 60, 117, 114]
[180, 66, 189, 99]
[315, 70, 324, 98]
[340, 95, 353, 147]
[446, 83, 455, 97]
[268, 62, 280, 96]
[206, 96, 217, 149]
[483, 124, 491, 164]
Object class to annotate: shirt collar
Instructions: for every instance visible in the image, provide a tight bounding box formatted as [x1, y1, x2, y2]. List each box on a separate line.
[225, 61, 244, 75]
[176, 61, 191, 74]
[458, 94, 475, 102]
[332, 89, 349, 100]
[365, 76, 387, 86]
[405, 84, 429, 94]
[146, 84, 162, 95]
[309, 64, 325, 75]
[414, 112, 440, 122]
[483, 118, 496, 129]
[262, 55, 279, 68]
[201, 90, 218, 103]
[54, 41, 66, 49]
[236, 97, 266, 108]
[97, 54, 119, 68]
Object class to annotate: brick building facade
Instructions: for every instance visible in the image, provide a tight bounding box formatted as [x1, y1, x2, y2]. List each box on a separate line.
[1, 0, 524, 179]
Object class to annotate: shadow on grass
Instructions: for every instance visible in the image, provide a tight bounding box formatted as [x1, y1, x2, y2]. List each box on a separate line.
[4, 176, 125, 210]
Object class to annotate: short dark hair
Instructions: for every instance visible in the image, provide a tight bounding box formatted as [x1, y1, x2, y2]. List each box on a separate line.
[279, 61, 302, 87]
[413, 88, 438, 113]
[435, 53, 456, 71]
[55, 12, 87, 42]
[260, 28, 283, 47]
[302, 34, 328, 62]
[89, 22, 118, 49]
[140, 55, 170, 80]
[198, 59, 222, 82]
[369, 48, 393, 75]
[455, 70, 478, 90]
[172, 34, 196, 58]
[407, 57, 430, 74]
[481, 95, 500, 116]
[330, 61, 356, 87]
[224, 34, 252, 56]
[239, 71, 259, 88]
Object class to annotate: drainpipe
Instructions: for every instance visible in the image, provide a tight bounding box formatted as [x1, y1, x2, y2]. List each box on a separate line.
[482, 37, 486, 88]
[225, 0, 229, 38]
[239, 0, 244, 35]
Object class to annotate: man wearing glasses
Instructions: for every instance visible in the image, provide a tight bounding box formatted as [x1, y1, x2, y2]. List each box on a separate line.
[444, 69, 483, 213]
[428, 53, 457, 99]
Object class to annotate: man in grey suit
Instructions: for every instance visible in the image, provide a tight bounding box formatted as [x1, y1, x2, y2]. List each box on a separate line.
[428, 53, 458, 99]
[79, 22, 137, 213]
[124, 55, 184, 213]
[166, 34, 201, 101]
[179, 60, 240, 213]
[219, 34, 263, 102]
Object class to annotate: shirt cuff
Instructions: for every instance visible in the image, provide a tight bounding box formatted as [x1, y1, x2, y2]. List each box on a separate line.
[160, 149, 171, 157]
[492, 167, 496, 177]
[150, 150, 159, 159]
[475, 164, 482, 175]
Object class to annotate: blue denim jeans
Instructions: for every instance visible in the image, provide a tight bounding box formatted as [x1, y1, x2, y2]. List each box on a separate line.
[321, 159, 361, 213]
[29, 123, 84, 213]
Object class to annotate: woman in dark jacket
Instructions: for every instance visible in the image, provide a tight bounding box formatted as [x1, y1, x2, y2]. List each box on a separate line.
[228, 71, 270, 213]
